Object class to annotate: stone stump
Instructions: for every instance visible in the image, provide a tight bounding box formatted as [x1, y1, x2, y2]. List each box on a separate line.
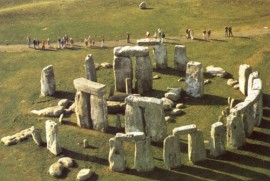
[210, 122, 226, 157]
[40, 65, 56, 96]
[108, 138, 126, 171]
[75, 91, 91, 129]
[31, 126, 43, 146]
[188, 130, 206, 163]
[163, 135, 181, 169]
[239, 64, 252, 95]
[85, 54, 97, 82]
[174, 45, 187, 71]
[134, 137, 154, 172]
[153, 44, 168, 69]
[186, 61, 204, 98]
[45, 120, 62, 155]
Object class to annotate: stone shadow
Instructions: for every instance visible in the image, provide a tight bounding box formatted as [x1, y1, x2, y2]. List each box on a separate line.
[52, 91, 75, 101]
[248, 130, 270, 144]
[184, 94, 227, 106]
[239, 142, 270, 157]
[153, 67, 184, 77]
[263, 93, 270, 107]
[210, 39, 228, 42]
[106, 126, 125, 135]
[143, 89, 167, 98]
[259, 118, 270, 129]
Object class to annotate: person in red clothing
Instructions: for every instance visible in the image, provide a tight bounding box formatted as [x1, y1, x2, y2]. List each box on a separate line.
[41, 40, 45, 49]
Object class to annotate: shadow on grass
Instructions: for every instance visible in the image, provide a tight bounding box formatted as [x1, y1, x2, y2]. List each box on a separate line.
[210, 39, 227, 42]
[263, 93, 270, 107]
[106, 126, 125, 135]
[62, 148, 108, 166]
[153, 67, 184, 77]
[249, 130, 270, 144]
[239, 142, 270, 157]
[234, 36, 250, 39]
[52, 91, 75, 101]
[142, 89, 167, 98]
[61, 120, 77, 127]
[185, 94, 227, 106]
[57, 168, 71, 179]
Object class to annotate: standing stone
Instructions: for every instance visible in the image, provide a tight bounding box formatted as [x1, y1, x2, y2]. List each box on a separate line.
[153, 44, 168, 69]
[45, 120, 62, 155]
[31, 126, 43, 146]
[90, 94, 108, 132]
[85, 54, 97, 82]
[135, 56, 153, 94]
[226, 114, 246, 149]
[125, 78, 132, 94]
[210, 122, 226, 157]
[40, 65, 56, 96]
[174, 45, 187, 71]
[163, 135, 181, 169]
[113, 56, 132, 92]
[186, 61, 204, 98]
[125, 104, 144, 133]
[83, 139, 89, 148]
[239, 64, 252, 95]
[115, 114, 121, 130]
[75, 91, 91, 129]
[188, 130, 206, 163]
[108, 138, 126, 171]
[134, 137, 154, 172]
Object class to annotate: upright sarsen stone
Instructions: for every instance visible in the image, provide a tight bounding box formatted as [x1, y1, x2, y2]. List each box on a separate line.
[186, 61, 204, 98]
[108, 138, 126, 171]
[45, 120, 62, 155]
[153, 44, 168, 69]
[41, 65, 56, 96]
[210, 122, 226, 157]
[174, 45, 187, 71]
[75, 91, 91, 129]
[188, 130, 206, 163]
[239, 64, 252, 95]
[163, 135, 181, 169]
[85, 54, 97, 82]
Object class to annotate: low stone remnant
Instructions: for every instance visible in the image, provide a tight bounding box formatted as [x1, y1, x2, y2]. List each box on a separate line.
[233, 84, 239, 89]
[204, 79, 211, 85]
[76, 168, 93, 181]
[165, 116, 175, 123]
[40, 65, 56, 96]
[210, 122, 226, 157]
[59, 113, 64, 124]
[186, 61, 204, 98]
[83, 139, 89, 148]
[31, 126, 43, 146]
[239, 64, 252, 95]
[165, 88, 182, 102]
[153, 75, 160, 79]
[1, 127, 33, 146]
[173, 124, 197, 136]
[161, 97, 174, 111]
[58, 157, 73, 168]
[139, 2, 146, 9]
[153, 44, 167, 69]
[188, 130, 206, 163]
[45, 120, 62, 155]
[31, 106, 65, 117]
[206, 65, 228, 77]
[174, 45, 187, 71]
[101, 62, 112, 68]
[163, 135, 181, 169]
[108, 137, 126, 171]
[227, 79, 238, 87]
[176, 103, 185, 109]
[85, 54, 97, 82]
[49, 162, 64, 177]
[170, 108, 184, 116]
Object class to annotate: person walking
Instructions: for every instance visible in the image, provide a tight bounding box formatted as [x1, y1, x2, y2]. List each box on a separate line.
[33, 38, 36, 49]
[161, 32, 166, 43]
[41, 40, 45, 49]
[58, 37, 61, 48]
[70, 38, 74, 48]
[100, 37, 105, 47]
[84, 38, 88, 47]
[203, 30, 207, 40]
[207, 29, 211, 39]
[126, 33, 131, 43]
[228, 27, 233, 37]
[47, 38, 51, 48]
[26, 36, 31, 48]
[225, 26, 229, 37]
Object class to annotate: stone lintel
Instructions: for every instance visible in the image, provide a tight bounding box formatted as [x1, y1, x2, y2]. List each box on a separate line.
[74, 78, 106, 95]
[115, 132, 145, 142]
[173, 124, 197, 136]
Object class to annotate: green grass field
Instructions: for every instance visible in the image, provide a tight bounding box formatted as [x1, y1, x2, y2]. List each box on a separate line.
[0, 0, 270, 180]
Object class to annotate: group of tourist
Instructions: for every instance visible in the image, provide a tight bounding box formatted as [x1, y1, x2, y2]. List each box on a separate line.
[225, 26, 233, 37]
[144, 28, 166, 43]
[186, 28, 212, 40]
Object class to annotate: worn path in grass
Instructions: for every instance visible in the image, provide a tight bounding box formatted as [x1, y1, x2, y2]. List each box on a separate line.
[0, 27, 269, 53]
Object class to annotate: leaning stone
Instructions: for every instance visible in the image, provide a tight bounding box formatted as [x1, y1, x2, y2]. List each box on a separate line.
[176, 103, 185, 109]
[186, 61, 204, 98]
[115, 132, 145, 142]
[45, 120, 62, 155]
[85, 54, 97, 81]
[108, 94, 129, 102]
[230, 99, 235, 109]
[31, 126, 43, 146]
[114, 46, 149, 57]
[134, 137, 154, 172]
[75, 91, 91, 129]
[76, 168, 93, 181]
[153, 44, 168, 69]
[174, 45, 187, 71]
[31, 106, 65, 117]
[101, 62, 113, 68]
[161, 97, 174, 111]
[173, 124, 197, 136]
[239, 64, 252, 95]
[40, 65, 56, 96]
[108, 138, 126, 172]
[188, 130, 206, 163]
[163, 135, 181, 169]
[170, 108, 184, 116]
[57, 99, 70, 108]
[1, 127, 33, 146]
[125, 78, 132, 94]
[73, 78, 106, 95]
[139, 2, 146, 9]
[49, 162, 64, 177]
[227, 79, 238, 87]
[206, 65, 228, 78]
[210, 122, 226, 157]
[58, 157, 73, 168]
[165, 88, 182, 102]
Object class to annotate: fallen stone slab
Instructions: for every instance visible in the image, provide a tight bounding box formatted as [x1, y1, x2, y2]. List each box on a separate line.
[76, 168, 93, 181]
[206, 65, 228, 78]
[1, 127, 33, 146]
[176, 103, 185, 109]
[58, 157, 73, 168]
[161, 97, 174, 111]
[165, 116, 175, 123]
[173, 124, 197, 136]
[139, 2, 146, 9]
[165, 88, 182, 102]
[31, 106, 65, 117]
[115, 132, 145, 142]
[58, 99, 70, 108]
[204, 79, 211, 85]
[73, 78, 106, 95]
[49, 162, 64, 177]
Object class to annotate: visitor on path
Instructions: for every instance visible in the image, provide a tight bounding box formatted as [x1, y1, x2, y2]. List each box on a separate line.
[64, 34, 68, 45]
[88, 35, 92, 47]
[41, 40, 45, 49]
[126, 33, 131, 43]
[228, 27, 233, 37]
[33, 38, 36, 49]
[190, 30, 194, 40]
[158, 28, 162, 40]
[47, 38, 50, 48]
[70, 38, 74, 47]
[146, 31, 150, 38]
[153, 32, 157, 39]
[27, 36, 31, 48]
[58, 37, 61, 48]
[92, 38, 95, 46]
[186, 28, 191, 39]
[225, 26, 229, 37]
[84, 38, 88, 47]
[207, 29, 211, 39]
[161, 32, 165, 43]
[37, 39, 40, 48]
[101, 37, 105, 47]
[203, 30, 207, 40]
[61, 38, 65, 48]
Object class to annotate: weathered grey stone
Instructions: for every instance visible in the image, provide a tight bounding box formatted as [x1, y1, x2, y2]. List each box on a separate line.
[40, 65, 56, 96]
[135, 56, 153, 94]
[108, 94, 129, 102]
[85, 54, 97, 82]
[107, 101, 126, 114]
[176, 103, 185, 109]
[206, 65, 228, 78]
[210, 122, 226, 157]
[137, 38, 160, 46]
[58, 157, 73, 168]
[125, 104, 144, 132]
[153, 44, 168, 69]
[188, 130, 206, 163]
[165, 116, 174, 123]
[59, 113, 64, 124]
[90, 94, 108, 132]
[57, 99, 70, 108]
[75, 91, 91, 129]
[139, 2, 146, 9]
[31, 106, 65, 117]
[173, 124, 197, 136]
[101, 62, 113, 68]
[73, 78, 106, 95]
[76, 168, 93, 181]
[227, 79, 238, 87]
[226, 114, 246, 149]
[45, 120, 62, 155]
[49, 162, 64, 177]
[233, 84, 239, 89]
[165, 88, 182, 102]
[31, 126, 43, 146]
[247, 71, 260, 95]
[186, 61, 204, 98]
[134, 137, 154, 172]
[1, 127, 32, 146]
[204, 79, 211, 85]
[126, 78, 132, 94]
[163, 135, 181, 169]
[115, 132, 145, 142]
[115, 114, 121, 129]
[113, 56, 133, 92]
[83, 139, 89, 148]
[108, 138, 126, 171]
[161, 97, 174, 111]
[239, 64, 252, 95]
[174, 45, 187, 71]
[170, 108, 184, 116]
[114, 46, 149, 57]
